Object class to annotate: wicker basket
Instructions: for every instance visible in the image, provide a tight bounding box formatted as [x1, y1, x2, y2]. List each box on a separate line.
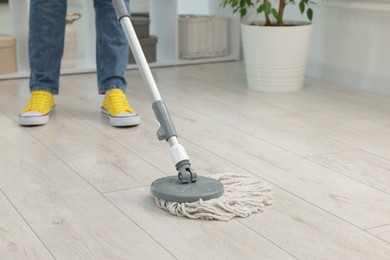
[179, 15, 228, 59]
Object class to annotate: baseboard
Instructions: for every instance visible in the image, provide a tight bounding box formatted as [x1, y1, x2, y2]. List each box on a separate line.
[306, 59, 390, 96]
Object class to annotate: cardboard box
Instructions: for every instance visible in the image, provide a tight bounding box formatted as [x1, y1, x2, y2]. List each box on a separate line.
[131, 16, 150, 39]
[0, 34, 17, 74]
[128, 35, 158, 64]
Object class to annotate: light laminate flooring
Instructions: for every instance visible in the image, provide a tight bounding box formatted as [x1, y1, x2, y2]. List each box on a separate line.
[1, 61, 390, 259]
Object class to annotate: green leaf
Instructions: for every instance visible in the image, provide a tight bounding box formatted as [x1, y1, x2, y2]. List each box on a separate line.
[299, 1, 305, 14]
[257, 4, 265, 14]
[265, 1, 272, 15]
[240, 8, 247, 17]
[307, 8, 313, 21]
[271, 8, 279, 21]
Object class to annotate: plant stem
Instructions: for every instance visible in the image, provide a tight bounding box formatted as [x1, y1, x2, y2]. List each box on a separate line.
[263, 0, 271, 26]
[278, 0, 285, 26]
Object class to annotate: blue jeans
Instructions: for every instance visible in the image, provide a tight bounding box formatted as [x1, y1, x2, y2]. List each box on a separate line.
[29, 0, 130, 95]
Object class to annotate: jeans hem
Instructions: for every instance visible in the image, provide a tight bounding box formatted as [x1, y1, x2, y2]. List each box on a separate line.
[30, 87, 58, 95]
[99, 82, 127, 95]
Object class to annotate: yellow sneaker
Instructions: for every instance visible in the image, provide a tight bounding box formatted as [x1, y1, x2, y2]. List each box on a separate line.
[101, 89, 140, 127]
[18, 91, 56, 126]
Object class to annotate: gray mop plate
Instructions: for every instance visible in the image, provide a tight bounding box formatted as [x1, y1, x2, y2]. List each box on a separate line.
[150, 176, 224, 203]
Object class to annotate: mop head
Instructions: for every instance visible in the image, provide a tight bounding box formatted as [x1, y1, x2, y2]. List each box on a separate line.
[154, 173, 273, 221]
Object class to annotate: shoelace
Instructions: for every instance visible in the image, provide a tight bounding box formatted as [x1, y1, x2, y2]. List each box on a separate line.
[25, 92, 52, 112]
[108, 91, 134, 115]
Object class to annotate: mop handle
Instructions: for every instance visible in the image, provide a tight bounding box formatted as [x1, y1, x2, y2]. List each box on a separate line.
[112, 0, 177, 143]
[112, 0, 197, 183]
[112, 0, 161, 102]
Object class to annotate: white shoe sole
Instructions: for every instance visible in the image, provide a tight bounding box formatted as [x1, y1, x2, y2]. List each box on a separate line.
[101, 108, 141, 127]
[18, 107, 55, 126]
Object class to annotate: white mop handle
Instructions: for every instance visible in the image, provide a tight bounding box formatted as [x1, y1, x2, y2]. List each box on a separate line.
[169, 137, 190, 164]
[119, 17, 162, 102]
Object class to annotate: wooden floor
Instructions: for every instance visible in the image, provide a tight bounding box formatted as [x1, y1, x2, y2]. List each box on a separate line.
[1, 61, 390, 259]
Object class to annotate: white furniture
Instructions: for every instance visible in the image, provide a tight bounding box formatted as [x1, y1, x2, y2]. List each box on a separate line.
[1, 0, 240, 80]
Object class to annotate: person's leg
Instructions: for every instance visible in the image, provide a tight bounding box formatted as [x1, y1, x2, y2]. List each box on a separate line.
[29, 0, 67, 95]
[94, 0, 129, 94]
[94, 0, 140, 127]
[19, 0, 66, 126]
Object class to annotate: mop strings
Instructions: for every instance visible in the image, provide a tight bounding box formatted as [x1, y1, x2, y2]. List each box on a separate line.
[154, 172, 273, 221]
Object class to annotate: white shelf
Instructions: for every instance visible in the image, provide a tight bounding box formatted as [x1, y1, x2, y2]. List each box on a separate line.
[1, 0, 240, 80]
[150, 0, 240, 65]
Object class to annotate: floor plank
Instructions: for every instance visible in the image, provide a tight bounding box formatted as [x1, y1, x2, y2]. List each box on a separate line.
[278, 112, 390, 162]
[368, 225, 390, 244]
[309, 149, 390, 195]
[106, 140, 390, 260]
[25, 108, 164, 193]
[0, 190, 54, 260]
[0, 111, 173, 259]
[153, 63, 317, 116]
[303, 78, 390, 124]
[155, 78, 354, 157]
[240, 188, 390, 260]
[106, 186, 295, 260]
[266, 78, 390, 127]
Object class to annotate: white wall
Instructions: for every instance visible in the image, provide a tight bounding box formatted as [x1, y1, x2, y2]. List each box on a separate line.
[0, 3, 12, 34]
[307, 1, 390, 95]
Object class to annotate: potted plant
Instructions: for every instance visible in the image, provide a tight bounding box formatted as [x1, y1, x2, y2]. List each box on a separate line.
[221, 0, 319, 92]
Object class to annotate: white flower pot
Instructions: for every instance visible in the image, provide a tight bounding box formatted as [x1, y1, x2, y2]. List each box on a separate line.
[241, 22, 313, 92]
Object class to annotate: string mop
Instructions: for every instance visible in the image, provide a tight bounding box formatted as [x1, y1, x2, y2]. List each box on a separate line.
[154, 173, 273, 221]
